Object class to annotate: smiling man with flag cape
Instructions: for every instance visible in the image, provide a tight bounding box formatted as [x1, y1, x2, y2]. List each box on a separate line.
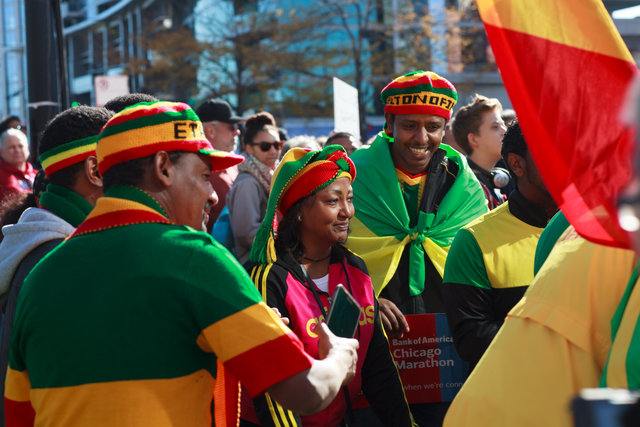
[347, 70, 488, 425]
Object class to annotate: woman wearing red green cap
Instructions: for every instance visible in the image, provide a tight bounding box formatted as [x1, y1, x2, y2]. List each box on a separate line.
[241, 145, 416, 427]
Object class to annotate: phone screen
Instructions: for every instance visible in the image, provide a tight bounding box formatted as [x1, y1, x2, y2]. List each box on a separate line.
[326, 284, 362, 338]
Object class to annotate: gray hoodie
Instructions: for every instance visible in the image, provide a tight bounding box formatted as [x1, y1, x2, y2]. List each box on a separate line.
[0, 207, 74, 296]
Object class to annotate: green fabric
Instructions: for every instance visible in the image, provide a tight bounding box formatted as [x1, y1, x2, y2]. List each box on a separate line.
[350, 132, 488, 296]
[600, 264, 640, 388]
[533, 211, 570, 275]
[442, 228, 491, 289]
[38, 184, 94, 227]
[398, 175, 423, 228]
[13, 215, 261, 387]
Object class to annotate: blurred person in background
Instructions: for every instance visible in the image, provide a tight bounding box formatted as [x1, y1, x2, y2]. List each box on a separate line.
[450, 94, 508, 210]
[0, 129, 36, 202]
[227, 111, 283, 265]
[196, 99, 245, 232]
[281, 134, 320, 158]
[0, 116, 24, 136]
[325, 132, 361, 155]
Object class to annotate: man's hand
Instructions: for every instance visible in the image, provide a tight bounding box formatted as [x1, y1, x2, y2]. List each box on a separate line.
[314, 322, 358, 386]
[378, 297, 410, 337]
[267, 322, 359, 414]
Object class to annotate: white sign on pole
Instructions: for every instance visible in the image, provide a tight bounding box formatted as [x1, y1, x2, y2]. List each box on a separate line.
[94, 75, 130, 108]
[333, 77, 360, 141]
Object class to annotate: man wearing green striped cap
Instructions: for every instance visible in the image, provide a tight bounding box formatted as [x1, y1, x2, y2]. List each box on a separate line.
[5, 101, 358, 427]
[0, 105, 112, 424]
[347, 70, 488, 425]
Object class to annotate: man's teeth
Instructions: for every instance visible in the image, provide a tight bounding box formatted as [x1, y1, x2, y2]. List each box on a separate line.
[409, 147, 427, 154]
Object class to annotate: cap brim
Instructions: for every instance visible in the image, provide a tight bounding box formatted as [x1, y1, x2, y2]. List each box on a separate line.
[227, 115, 244, 124]
[199, 149, 245, 172]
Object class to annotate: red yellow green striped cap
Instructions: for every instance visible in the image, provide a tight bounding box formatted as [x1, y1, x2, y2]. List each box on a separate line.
[97, 101, 244, 175]
[381, 70, 458, 120]
[249, 145, 355, 265]
[39, 135, 98, 178]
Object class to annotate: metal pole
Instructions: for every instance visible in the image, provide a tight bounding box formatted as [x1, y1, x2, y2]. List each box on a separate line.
[24, 0, 61, 162]
[52, 0, 69, 110]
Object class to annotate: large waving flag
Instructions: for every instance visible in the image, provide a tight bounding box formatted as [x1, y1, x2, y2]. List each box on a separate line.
[476, 0, 638, 248]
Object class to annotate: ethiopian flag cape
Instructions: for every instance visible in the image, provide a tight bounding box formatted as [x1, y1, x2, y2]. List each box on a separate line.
[476, 0, 638, 249]
[347, 132, 488, 296]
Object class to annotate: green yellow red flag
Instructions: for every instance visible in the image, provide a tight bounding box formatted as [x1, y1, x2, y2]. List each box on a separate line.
[476, 0, 638, 248]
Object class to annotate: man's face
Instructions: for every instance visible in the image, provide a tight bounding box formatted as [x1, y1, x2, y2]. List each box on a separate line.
[206, 121, 239, 152]
[1, 134, 29, 168]
[168, 153, 216, 231]
[472, 109, 506, 163]
[386, 113, 446, 175]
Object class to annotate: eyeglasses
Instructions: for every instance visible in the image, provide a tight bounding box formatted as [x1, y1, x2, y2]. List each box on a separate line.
[249, 141, 283, 152]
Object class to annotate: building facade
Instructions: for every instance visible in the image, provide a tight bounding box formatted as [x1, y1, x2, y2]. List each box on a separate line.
[1, 0, 638, 134]
[0, 0, 26, 121]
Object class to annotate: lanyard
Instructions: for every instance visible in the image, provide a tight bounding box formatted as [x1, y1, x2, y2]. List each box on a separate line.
[298, 255, 357, 427]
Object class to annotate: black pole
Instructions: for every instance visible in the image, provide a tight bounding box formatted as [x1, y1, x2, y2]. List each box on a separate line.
[24, 0, 61, 164]
[52, 0, 69, 111]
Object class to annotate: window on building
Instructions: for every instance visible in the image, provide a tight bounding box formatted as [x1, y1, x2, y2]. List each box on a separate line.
[73, 34, 89, 76]
[93, 30, 104, 72]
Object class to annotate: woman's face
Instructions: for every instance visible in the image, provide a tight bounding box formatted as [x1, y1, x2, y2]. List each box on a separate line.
[299, 177, 354, 250]
[245, 128, 282, 169]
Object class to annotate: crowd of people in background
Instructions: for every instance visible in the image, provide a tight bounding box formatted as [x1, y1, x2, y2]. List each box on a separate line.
[0, 65, 637, 427]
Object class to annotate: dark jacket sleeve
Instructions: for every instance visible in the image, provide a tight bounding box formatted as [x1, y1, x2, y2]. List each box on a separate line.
[250, 264, 303, 427]
[442, 282, 500, 369]
[361, 299, 416, 427]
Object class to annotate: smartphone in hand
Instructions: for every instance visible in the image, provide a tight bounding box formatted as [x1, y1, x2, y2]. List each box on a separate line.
[326, 284, 362, 338]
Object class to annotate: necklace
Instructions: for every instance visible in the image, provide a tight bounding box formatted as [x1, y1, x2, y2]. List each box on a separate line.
[302, 254, 331, 262]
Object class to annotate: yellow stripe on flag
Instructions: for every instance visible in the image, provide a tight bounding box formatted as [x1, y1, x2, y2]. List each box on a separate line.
[477, 0, 633, 62]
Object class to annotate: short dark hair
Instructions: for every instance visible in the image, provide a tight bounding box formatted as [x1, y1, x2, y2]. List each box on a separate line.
[450, 94, 502, 155]
[0, 192, 36, 243]
[501, 120, 528, 183]
[103, 93, 159, 113]
[102, 151, 185, 192]
[38, 106, 114, 188]
[0, 115, 21, 135]
[326, 132, 354, 145]
[243, 112, 278, 148]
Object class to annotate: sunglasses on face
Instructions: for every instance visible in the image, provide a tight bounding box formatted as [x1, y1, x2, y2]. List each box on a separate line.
[249, 141, 283, 152]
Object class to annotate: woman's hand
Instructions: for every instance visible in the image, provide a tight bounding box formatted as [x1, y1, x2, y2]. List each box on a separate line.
[271, 306, 290, 326]
[378, 297, 410, 337]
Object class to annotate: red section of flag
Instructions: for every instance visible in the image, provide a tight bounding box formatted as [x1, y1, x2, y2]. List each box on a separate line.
[482, 22, 637, 248]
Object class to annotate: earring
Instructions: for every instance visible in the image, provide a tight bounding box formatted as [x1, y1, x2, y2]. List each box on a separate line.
[297, 215, 302, 222]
